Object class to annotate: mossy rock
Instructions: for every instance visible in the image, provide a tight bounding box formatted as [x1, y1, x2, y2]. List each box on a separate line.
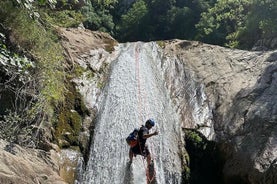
[185, 129, 205, 149]
[55, 111, 82, 147]
[156, 40, 166, 48]
[53, 80, 89, 148]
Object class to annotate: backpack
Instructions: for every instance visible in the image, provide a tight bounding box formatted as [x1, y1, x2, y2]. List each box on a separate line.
[126, 128, 139, 147]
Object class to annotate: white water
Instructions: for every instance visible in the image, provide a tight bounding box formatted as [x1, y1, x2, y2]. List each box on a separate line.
[81, 42, 183, 184]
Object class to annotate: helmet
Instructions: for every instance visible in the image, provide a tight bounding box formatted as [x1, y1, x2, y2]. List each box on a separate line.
[146, 119, 155, 126]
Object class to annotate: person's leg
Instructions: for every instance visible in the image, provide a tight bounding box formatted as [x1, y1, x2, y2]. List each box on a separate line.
[147, 153, 151, 167]
[144, 146, 151, 167]
[129, 147, 133, 162]
[145, 150, 152, 184]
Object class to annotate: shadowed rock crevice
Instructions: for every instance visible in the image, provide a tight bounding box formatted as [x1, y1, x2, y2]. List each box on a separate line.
[184, 129, 225, 184]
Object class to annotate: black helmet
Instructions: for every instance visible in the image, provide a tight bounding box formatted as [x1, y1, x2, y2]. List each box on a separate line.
[146, 118, 155, 126]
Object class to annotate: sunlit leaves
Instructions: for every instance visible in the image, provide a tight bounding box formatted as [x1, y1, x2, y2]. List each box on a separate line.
[196, 0, 252, 47]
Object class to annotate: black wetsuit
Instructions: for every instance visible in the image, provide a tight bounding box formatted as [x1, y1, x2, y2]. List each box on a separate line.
[131, 126, 150, 156]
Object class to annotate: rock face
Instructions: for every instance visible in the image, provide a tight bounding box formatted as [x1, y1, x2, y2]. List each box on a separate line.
[69, 34, 276, 183]
[161, 40, 277, 184]
[59, 27, 118, 161]
[0, 140, 66, 184]
[0, 27, 117, 184]
[0, 27, 276, 184]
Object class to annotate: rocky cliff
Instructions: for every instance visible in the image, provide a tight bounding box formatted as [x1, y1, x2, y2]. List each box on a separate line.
[0, 27, 117, 184]
[0, 28, 276, 184]
[161, 40, 276, 183]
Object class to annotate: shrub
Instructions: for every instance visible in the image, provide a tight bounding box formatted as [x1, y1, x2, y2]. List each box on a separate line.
[0, 0, 67, 147]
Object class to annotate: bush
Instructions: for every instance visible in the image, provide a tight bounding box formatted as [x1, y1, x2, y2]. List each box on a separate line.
[0, 0, 68, 147]
[40, 9, 85, 28]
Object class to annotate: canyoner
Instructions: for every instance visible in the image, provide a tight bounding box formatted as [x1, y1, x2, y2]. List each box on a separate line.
[126, 119, 159, 183]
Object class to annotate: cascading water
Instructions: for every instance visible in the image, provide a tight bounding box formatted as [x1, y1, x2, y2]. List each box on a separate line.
[81, 42, 183, 184]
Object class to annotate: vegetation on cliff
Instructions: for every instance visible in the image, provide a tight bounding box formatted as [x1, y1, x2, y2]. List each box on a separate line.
[0, 0, 89, 149]
[80, 0, 277, 50]
[6, 0, 274, 50]
[184, 129, 224, 184]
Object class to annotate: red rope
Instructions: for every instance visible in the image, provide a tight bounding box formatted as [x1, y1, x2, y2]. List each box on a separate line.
[135, 45, 142, 121]
[134, 43, 156, 184]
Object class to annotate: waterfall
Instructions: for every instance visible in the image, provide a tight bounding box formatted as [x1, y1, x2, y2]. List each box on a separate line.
[81, 42, 183, 184]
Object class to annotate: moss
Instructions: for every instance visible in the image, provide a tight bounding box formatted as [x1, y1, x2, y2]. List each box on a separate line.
[1, 1, 66, 117]
[103, 38, 118, 53]
[85, 71, 95, 79]
[72, 65, 85, 77]
[40, 8, 85, 28]
[53, 80, 89, 148]
[55, 110, 81, 147]
[97, 81, 105, 89]
[156, 40, 166, 48]
[185, 129, 205, 148]
[182, 166, 190, 184]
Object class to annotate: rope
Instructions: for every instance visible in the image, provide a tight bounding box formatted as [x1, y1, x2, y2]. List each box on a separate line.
[134, 43, 156, 184]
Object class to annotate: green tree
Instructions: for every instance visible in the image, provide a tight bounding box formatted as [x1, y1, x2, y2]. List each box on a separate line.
[117, 0, 148, 41]
[145, 0, 176, 40]
[196, 0, 251, 48]
[249, 0, 277, 38]
[163, 0, 215, 40]
[165, 6, 195, 39]
[94, 0, 118, 8]
[115, 0, 217, 41]
[81, 1, 115, 32]
[196, 0, 277, 49]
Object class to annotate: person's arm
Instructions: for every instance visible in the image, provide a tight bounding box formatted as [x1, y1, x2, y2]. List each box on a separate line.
[143, 131, 158, 139]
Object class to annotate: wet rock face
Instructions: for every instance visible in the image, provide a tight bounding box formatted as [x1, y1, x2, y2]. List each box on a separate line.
[0, 26, 275, 183]
[162, 40, 277, 184]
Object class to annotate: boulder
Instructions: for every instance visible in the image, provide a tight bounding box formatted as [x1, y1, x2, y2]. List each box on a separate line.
[0, 139, 66, 184]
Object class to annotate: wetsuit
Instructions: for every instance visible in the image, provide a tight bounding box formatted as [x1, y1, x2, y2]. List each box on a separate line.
[131, 126, 150, 156]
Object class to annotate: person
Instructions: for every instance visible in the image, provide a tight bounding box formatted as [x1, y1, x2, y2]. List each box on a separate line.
[129, 118, 159, 167]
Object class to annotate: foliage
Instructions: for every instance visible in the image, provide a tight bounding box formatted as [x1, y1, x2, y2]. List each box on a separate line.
[0, 0, 66, 146]
[196, 0, 252, 48]
[5, 9, 66, 104]
[40, 9, 84, 28]
[0, 34, 35, 83]
[93, 0, 119, 9]
[114, 0, 216, 42]
[165, 6, 194, 39]
[5, 0, 273, 49]
[0, 111, 37, 147]
[117, 0, 148, 41]
[81, 1, 115, 32]
[0, 47, 38, 147]
[247, 0, 277, 39]
[185, 129, 205, 148]
[112, 0, 277, 49]
[196, 0, 277, 49]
